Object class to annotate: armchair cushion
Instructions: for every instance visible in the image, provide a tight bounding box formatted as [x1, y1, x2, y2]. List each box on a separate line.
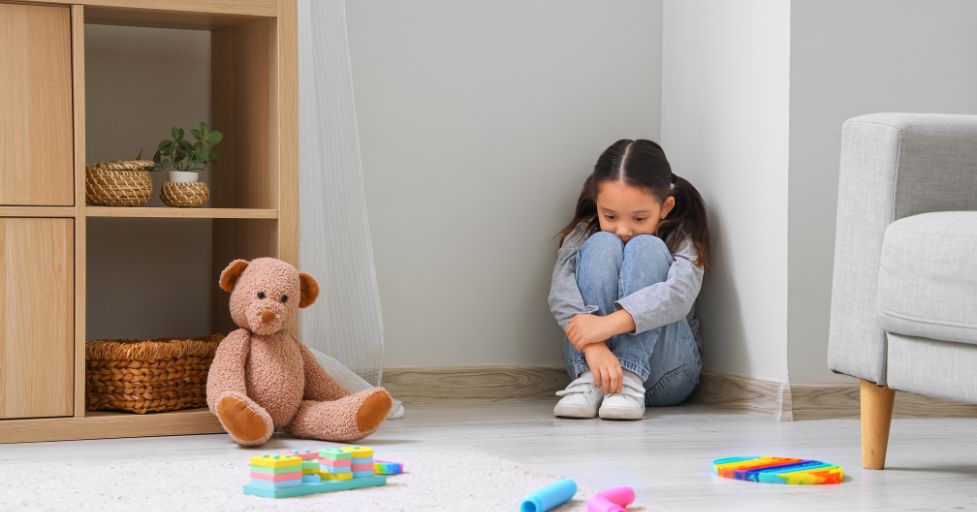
[878, 211, 977, 345]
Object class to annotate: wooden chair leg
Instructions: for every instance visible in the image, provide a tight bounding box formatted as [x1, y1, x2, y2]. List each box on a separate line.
[860, 379, 896, 470]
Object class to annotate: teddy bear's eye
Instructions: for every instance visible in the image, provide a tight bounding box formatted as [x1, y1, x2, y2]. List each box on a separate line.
[257, 291, 266, 299]
[281, 295, 289, 303]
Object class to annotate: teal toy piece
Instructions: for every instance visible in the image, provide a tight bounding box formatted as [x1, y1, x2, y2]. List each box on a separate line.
[243, 474, 387, 499]
[520, 479, 577, 512]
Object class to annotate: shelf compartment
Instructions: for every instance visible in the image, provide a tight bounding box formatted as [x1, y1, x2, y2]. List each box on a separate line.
[86, 217, 278, 342]
[85, 17, 279, 210]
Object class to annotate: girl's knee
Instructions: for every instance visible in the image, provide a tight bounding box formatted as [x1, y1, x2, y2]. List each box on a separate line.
[619, 235, 671, 288]
[624, 235, 670, 265]
[579, 231, 624, 264]
[583, 231, 624, 250]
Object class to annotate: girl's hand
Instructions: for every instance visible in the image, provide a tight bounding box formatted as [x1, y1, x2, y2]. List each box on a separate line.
[566, 310, 635, 351]
[583, 344, 623, 393]
[566, 314, 613, 351]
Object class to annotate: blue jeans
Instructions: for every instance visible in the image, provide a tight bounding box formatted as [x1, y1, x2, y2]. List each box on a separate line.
[563, 232, 702, 406]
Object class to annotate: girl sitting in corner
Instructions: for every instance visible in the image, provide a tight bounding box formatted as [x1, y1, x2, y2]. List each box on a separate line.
[549, 139, 709, 420]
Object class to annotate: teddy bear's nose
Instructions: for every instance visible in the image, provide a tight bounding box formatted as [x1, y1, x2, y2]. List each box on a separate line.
[260, 310, 277, 323]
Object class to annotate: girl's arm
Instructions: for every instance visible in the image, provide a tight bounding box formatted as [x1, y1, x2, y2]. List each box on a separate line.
[614, 238, 704, 335]
[548, 223, 599, 330]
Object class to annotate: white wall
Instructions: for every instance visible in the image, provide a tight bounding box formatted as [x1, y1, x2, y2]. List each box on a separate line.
[786, 0, 977, 382]
[345, 0, 664, 367]
[661, 0, 791, 382]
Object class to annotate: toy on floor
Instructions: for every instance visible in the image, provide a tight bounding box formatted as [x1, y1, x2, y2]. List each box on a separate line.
[713, 456, 844, 484]
[206, 258, 393, 447]
[587, 486, 635, 512]
[374, 460, 403, 475]
[243, 446, 388, 499]
[280, 449, 323, 483]
[520, 479, 577, 512]
[319, 447, 354, 481]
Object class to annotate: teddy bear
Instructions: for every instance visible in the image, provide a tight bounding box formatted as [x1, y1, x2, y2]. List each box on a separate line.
[206, 257, 393, 446]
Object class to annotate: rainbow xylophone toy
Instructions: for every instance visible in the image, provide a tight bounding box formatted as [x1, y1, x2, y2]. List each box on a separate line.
[713, 456, 844, 485]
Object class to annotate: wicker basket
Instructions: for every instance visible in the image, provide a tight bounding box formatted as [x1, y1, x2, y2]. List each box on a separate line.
[85, 160, 155, 206]
[160, 181, 210, 207]
[86, 334, 224, 414]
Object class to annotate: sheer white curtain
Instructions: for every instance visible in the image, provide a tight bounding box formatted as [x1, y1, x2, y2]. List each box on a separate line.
[297, 0, 402, 418]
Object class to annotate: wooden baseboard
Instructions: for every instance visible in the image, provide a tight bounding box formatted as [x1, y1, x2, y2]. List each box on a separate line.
[382, 366, 977, 420]
[689, 371, 794, 420]
[383, 366, 570, 403]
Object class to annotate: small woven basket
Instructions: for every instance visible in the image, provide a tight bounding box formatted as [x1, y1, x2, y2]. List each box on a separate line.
[160, 181, 209, 207]
[85, 160, 155, 206]
[86, 334, 224, 414]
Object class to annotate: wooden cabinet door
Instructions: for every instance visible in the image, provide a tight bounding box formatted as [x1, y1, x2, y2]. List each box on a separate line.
[0, 218, 74, 419]
[0, 4, 73, 206]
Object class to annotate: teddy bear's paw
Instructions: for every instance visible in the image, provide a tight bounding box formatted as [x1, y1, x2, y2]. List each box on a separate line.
[356, 389, 393, 433]
[216, 393, 274, 446]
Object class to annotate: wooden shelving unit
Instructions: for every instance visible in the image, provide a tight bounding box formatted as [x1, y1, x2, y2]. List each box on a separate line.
[0, 0, 297, 443]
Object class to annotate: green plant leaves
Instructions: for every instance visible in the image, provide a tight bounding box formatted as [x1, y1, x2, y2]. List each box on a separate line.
[155, 121, 223, 173]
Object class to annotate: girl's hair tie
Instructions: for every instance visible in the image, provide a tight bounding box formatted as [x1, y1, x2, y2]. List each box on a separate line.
[670, 173, 678, 189]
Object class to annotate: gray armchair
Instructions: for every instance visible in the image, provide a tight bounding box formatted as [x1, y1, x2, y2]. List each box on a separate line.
[829, 113, 977, 469]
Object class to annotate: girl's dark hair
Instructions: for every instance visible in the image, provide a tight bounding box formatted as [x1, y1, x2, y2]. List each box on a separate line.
[559, 139, 710, 268]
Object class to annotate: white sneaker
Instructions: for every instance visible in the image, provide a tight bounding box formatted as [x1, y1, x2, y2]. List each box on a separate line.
[598, 371, 646, 420]
[554, 372, 604, 418]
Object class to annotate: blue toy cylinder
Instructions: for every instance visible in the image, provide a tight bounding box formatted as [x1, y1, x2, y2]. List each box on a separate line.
[520, 479, 577, 512]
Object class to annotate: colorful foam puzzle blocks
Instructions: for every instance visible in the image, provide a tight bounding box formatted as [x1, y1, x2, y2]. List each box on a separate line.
[374, 460, 403, 475]
[319, 448, 354, 481]
[248, 454, 304, 489]
[244, 446, 388, 499]
[713, 456, 844, 485]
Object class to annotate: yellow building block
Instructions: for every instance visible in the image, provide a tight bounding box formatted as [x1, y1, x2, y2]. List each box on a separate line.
[340, 446, 373, 458]
[320, 472, 353, 481]
[250, 454, 303, 469]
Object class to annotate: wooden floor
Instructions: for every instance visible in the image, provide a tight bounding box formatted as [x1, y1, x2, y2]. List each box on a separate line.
[2, 401, 977, 510]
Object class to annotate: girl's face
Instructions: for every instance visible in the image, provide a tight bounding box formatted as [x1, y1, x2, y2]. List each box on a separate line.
[596, 180, 675, 243]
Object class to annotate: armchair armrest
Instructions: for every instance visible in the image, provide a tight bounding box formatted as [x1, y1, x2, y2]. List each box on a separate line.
[828, 113, 977, 384]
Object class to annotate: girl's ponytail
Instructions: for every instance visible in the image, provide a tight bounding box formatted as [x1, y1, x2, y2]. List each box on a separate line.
[658, 175, 710, 268]
[557, 174, 600, 244]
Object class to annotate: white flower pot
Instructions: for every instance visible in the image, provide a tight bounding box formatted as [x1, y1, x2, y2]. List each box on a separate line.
[168, 170, 199, 183]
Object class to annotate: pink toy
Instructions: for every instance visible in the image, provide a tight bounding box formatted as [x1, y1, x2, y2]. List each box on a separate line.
[587, 487, 635, 512]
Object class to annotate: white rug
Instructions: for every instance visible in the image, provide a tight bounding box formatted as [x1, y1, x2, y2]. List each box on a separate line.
[2, 448, 600, 511]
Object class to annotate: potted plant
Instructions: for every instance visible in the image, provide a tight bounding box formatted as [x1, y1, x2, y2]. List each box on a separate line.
[152, 122, 223, 207]
[153, 122, 223, 182]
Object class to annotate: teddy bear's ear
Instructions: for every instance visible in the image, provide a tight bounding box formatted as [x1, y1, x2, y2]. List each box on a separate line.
[298, 272, 320, 308]
[219, 259, 250, 292]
